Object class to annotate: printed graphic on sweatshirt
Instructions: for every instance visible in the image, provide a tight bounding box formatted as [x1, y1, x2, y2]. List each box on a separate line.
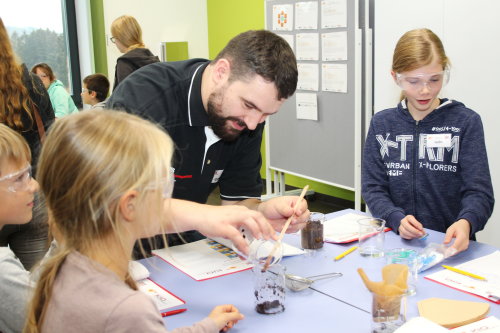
[377, 132, 460, 177]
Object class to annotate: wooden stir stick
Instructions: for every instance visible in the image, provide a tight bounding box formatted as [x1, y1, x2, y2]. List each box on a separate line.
[261, 185, 309, 272]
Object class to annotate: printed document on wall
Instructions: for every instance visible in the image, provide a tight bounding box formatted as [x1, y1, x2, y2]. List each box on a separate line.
[322, 63, 347, 93]
[297, 63, 319, 91]
[296, 33, 319, 60]
[321, 0, 347, 28]
[273, 4, 294, 31]
[296, 92, 318, 120]
[295, 1, 318, 30]
[322, 31, 348, 61]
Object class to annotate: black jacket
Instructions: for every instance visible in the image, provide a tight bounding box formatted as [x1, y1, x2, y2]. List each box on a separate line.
[20, 64, 55, 174]
[112, 48, 159, 91]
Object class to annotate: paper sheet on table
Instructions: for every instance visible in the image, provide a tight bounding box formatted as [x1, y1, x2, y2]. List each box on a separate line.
[137, 278, 184, 311]
[323, 212, 390, 243]
[210, 237, 305, 257]
[450, 316, 500, 332]
[153, 239, 253, 281]
[425, 251, 500, 304]
[323, 212, 368, 243]
[394, 317, 448, 332]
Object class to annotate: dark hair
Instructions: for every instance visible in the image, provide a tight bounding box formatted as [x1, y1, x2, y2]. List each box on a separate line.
[83, 74, 110, 102]
[213, 30, 297, 100]
[30, 63, 55, 82]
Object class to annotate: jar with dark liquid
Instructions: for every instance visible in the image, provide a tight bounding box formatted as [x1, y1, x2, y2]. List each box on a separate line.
[301, 212, 325, 250]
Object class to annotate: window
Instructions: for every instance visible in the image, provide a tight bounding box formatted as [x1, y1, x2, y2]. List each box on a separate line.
[3, 0, 82, 107]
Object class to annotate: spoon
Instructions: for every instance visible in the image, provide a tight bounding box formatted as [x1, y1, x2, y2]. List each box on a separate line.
[285, 272, 342, 291]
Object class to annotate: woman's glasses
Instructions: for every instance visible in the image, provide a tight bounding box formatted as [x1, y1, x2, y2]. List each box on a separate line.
[0, 165, 33, 193]
[109, 36, 117, 43]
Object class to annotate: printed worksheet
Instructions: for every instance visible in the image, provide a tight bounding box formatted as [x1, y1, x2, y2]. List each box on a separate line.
[426, 251, 500, 304]
[152, 239, 253, 281]
[137, 278, 184, 311]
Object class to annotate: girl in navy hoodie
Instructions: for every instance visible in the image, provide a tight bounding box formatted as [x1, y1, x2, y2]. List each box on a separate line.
[362, 28, 494, 254]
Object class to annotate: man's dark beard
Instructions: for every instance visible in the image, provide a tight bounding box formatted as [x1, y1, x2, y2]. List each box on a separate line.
[207, 95, 247, 142]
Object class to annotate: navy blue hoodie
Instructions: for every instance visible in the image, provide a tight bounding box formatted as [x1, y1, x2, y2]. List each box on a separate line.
[362, 99, 494, 237]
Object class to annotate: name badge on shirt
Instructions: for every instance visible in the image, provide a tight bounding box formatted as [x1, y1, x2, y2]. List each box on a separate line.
[426, 133, 451, 148]
[212, 170, 224, 183]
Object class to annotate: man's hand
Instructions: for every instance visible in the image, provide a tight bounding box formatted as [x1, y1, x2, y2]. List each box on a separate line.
[257, 196, 310, 233]
[192, 205, 275, 255]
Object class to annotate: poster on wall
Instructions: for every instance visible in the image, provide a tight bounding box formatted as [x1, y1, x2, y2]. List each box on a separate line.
[273, 4, 294, 31]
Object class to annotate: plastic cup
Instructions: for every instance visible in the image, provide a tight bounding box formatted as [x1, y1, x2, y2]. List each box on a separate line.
[358, 218, 386, 257]
[301, 212, 325, 250]
[385, 248, 418, 296]
[371, 292, 406, 332]
[253, 263, 286, 314]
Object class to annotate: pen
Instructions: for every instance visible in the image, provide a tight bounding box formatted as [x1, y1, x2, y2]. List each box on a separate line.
[161, 308, 187, 317]
[334, 246, 358, 261]
[441, 265, 487, 281]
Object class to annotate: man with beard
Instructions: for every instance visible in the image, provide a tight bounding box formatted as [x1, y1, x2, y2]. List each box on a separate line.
[107, 30, 308, 248]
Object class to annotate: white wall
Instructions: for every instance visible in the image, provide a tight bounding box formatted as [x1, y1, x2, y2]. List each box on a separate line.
[374, 0, 500, 247]
[76, 0, 94, 80]
[102, 0, 209, 87]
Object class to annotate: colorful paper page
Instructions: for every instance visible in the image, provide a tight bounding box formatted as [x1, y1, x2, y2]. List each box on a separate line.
[152, 239, 253, 281]
[425, 251, 500, 304]
[137, 278, 185, 311]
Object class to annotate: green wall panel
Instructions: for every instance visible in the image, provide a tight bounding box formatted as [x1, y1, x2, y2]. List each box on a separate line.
[89, 0, 108, 75]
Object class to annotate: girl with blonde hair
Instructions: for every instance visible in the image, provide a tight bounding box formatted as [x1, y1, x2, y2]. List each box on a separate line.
[24, 110, 275, 333]
[110, 15, 159, 91]
[0, 17, 54, 270]
[362, 28, 494, 254]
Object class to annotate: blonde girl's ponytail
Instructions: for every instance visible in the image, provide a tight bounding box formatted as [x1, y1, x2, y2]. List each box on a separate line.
[23, 248, 71, 333]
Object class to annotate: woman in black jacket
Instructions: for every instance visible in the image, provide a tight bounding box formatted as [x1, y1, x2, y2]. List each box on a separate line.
[110, 15, 159, 91]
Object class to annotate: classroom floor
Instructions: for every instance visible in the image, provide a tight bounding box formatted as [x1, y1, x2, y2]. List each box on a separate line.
[206, 186, 352, 215]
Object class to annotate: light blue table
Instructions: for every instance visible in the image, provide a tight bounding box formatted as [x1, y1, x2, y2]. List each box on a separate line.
[141, 209, 499, 332]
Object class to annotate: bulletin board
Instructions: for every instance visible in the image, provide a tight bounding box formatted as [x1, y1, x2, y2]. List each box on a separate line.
[265, 0, 366, 191]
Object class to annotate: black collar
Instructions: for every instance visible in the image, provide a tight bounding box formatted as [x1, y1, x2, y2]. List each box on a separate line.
[187, 62, 210, 126]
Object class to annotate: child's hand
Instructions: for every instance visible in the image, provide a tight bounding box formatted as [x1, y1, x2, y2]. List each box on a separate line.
[398, 215, 425, 239]
[208, 304, 244, 331]
[443, 219, 471, 255]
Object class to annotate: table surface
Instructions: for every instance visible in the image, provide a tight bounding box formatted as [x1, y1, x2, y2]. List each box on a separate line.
[141, 209, 500, 332]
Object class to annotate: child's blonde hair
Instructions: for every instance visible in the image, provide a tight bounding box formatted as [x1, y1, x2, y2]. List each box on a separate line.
[392, 28, 449, 74]
[392, 28, 450, 101]
[24, 110, 174, 332]
[0, 123, 31, 170]
[111, 15, 145, 51]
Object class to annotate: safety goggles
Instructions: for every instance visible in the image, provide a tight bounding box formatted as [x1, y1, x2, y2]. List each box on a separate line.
[143, 168, 176, 199]
[0, 165, 33, 193]
[395, 69, 450, 91]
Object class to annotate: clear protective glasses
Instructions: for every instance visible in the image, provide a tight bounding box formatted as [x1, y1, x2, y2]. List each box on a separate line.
[0, 165, 33, 193]
[143, 168, 176, 199]
[395, 69, 450, 91]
